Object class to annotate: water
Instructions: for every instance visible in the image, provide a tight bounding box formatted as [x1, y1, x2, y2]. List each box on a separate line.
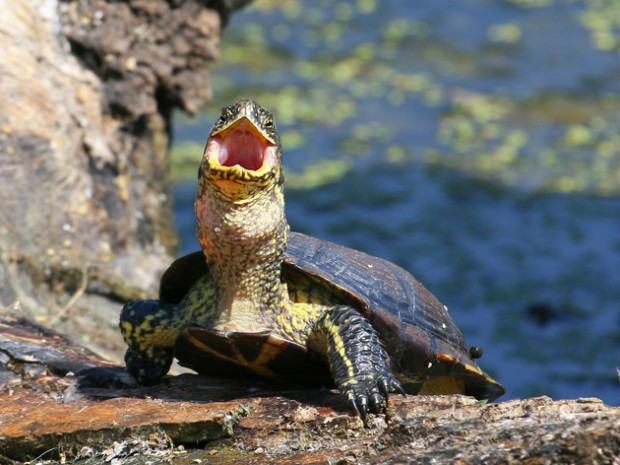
[172, 0, 620, 405]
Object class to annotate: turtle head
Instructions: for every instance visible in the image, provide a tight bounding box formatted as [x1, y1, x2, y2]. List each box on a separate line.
[195, 99, 289, 271]
[199, 99, 282, 201]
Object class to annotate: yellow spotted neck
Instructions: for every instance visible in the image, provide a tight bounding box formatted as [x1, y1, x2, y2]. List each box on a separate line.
[195, 177, 291, 332]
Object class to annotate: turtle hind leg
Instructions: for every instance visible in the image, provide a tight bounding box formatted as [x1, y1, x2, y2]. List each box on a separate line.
[311, 305, 404, 422]
[119, 299, 178, 385]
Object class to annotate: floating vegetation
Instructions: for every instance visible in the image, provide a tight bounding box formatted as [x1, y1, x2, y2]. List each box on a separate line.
[171, 0, 620, 197]
[487, 23, 523, 44]
[434, 92, 620, 195]
[505, 0, 555, 7]
[581, 0, 620, 52]
[285, 158, 352, 190]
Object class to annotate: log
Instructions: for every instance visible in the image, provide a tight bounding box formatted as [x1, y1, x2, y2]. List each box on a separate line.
[1, 317, 618, 464]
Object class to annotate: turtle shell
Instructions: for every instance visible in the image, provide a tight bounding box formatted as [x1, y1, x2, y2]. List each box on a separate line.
[165, 232, 505, 401]
[283, 232, 504, 401]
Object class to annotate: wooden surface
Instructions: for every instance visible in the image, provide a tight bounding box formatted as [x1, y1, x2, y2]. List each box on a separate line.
[1, 317, 619, 464]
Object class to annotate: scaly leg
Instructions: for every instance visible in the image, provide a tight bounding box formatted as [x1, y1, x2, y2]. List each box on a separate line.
[310, 305, 404, 421]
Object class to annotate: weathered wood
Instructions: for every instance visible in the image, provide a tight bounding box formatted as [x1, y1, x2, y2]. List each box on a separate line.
[1, 317, 619, 464]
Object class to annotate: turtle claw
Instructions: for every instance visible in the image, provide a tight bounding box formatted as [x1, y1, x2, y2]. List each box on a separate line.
[382, 375, 406, 397]
[346, 389, 370, 424]
[341, 372, 403, 423]
[369, 391, 384, 412]
[356, 399, 368, 423]
[378, 377, 391, 399]
[347, 397, 360, 417]
[374, 372, 405, 402]
[394, 380, 407, 396]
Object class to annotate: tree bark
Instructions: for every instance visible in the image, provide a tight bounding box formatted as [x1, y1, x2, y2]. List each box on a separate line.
[0, 0, 237, 356]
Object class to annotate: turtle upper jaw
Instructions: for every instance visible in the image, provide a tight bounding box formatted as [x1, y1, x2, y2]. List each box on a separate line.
[202, 116, 281, 201]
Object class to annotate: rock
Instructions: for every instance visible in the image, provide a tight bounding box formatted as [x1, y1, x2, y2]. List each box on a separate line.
[1, 317, 618, 464]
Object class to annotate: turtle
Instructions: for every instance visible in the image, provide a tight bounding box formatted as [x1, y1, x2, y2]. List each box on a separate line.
[119, 98, 505, 421]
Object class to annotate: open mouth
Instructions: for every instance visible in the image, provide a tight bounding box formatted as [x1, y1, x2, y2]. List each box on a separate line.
[205, 117, 276, 173]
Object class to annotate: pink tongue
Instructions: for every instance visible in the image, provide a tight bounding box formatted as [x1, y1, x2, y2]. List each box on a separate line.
[219, 131, 264, 170]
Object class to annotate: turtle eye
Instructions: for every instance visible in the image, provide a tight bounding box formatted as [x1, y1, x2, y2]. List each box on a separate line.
[263, 114, 274, 130]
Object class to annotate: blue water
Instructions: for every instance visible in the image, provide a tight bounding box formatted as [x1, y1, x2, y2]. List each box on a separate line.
[172, 0, 620, 405]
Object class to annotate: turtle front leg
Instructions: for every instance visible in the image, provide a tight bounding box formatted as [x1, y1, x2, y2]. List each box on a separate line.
[310, 305, 404, 421]
[119, 299, 178, 385]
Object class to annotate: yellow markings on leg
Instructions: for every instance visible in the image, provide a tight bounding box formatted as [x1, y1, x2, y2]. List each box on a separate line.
[315, 313, 357, 385]
[121, 308, 180, 354]
[139, 325, 179, 352]
[120, 320, 135, 338]
[276, 301, 323, 345]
